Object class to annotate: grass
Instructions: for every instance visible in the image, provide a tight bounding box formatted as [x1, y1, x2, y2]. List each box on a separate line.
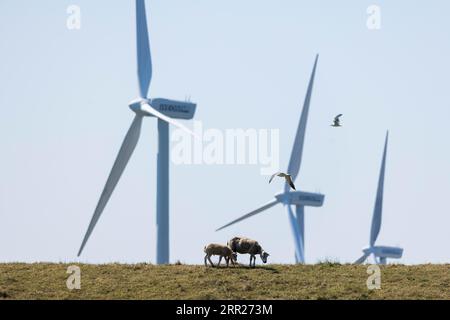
[0, 263, 449, 300]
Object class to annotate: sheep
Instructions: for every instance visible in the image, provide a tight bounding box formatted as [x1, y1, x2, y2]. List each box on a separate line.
[203, 243, 237, 267]
[227, 237, 269, 267]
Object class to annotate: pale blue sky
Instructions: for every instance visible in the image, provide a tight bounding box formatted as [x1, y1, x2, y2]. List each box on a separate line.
[1, 0, 449, 264]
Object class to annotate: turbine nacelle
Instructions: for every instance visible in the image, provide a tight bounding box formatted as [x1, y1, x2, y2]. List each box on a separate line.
[362, 246, 403, 259]
[129, 98, 197, 119]
[275, 191, 324, 207]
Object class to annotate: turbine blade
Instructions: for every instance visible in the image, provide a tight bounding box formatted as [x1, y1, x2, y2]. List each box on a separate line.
[78, 115, 144, 256]
[287, 205, 305, 263]
[370, 131, 389, 246]
[216, 199, 279, 231]
[141, 103, 200, 139]
[286, 54, 319, 191]
[136, 0, 152, 98]
[354, 253, 370, 264]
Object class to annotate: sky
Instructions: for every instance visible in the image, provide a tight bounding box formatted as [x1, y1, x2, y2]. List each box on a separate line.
[1, 0, 449, 265]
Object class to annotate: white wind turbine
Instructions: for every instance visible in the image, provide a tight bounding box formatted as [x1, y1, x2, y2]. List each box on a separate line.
[216, 55, 324, 264]
[354, 132, 403, 265]
[78, 0, 198, 264]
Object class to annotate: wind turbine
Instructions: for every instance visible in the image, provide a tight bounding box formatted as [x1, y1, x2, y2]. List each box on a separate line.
[77, 0, 198, 264]
[354, 132, 403, 265]
[216, 55, 325, 264]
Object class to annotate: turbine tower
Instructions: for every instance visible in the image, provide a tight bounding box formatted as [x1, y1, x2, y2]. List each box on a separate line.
[216, 55, 324, 264]
[77, 0, 198, 264]
[354, 132, 403, 265]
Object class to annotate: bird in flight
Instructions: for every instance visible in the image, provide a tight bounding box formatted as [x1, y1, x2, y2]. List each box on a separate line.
[269, 172, 296, 190]
[331, 114, 343, 127]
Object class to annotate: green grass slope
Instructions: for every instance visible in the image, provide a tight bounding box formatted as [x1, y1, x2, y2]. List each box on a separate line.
[0, 263, 449, 300]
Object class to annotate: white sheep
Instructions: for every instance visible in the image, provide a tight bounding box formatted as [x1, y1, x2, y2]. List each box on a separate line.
[203, 243, 237, 267]
[227, 237, 269, 267]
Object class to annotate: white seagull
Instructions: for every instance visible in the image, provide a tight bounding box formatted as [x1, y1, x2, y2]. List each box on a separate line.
[269, 172, 296, 191]
[331, 114, 343, 127]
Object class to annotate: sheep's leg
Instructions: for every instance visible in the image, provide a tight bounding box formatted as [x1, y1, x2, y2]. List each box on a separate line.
[204, 254, 208, 267]
[249, 255, 253, 267]
[218, 256, 223, 267]
[208, 255, 215, 267]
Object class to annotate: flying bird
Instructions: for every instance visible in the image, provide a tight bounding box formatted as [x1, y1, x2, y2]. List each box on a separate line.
[269, 172, 296, 190]
[331, 114, 343, 127]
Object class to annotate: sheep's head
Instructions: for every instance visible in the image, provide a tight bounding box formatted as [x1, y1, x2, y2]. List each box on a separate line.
[231, 252, 238, 262]
[261, 251, 270, 263]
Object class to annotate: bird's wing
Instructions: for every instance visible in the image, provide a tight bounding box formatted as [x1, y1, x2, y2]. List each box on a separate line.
[286, 176, 296, 190]
[269, 173, 280, 184]
[335, 114, 343, 120]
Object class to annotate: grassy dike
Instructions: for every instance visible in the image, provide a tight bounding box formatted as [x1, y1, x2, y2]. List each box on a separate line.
[0, 263, 449, 300]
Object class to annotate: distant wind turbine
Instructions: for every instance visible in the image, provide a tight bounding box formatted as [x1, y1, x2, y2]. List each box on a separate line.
[354, 132, 404, 265]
